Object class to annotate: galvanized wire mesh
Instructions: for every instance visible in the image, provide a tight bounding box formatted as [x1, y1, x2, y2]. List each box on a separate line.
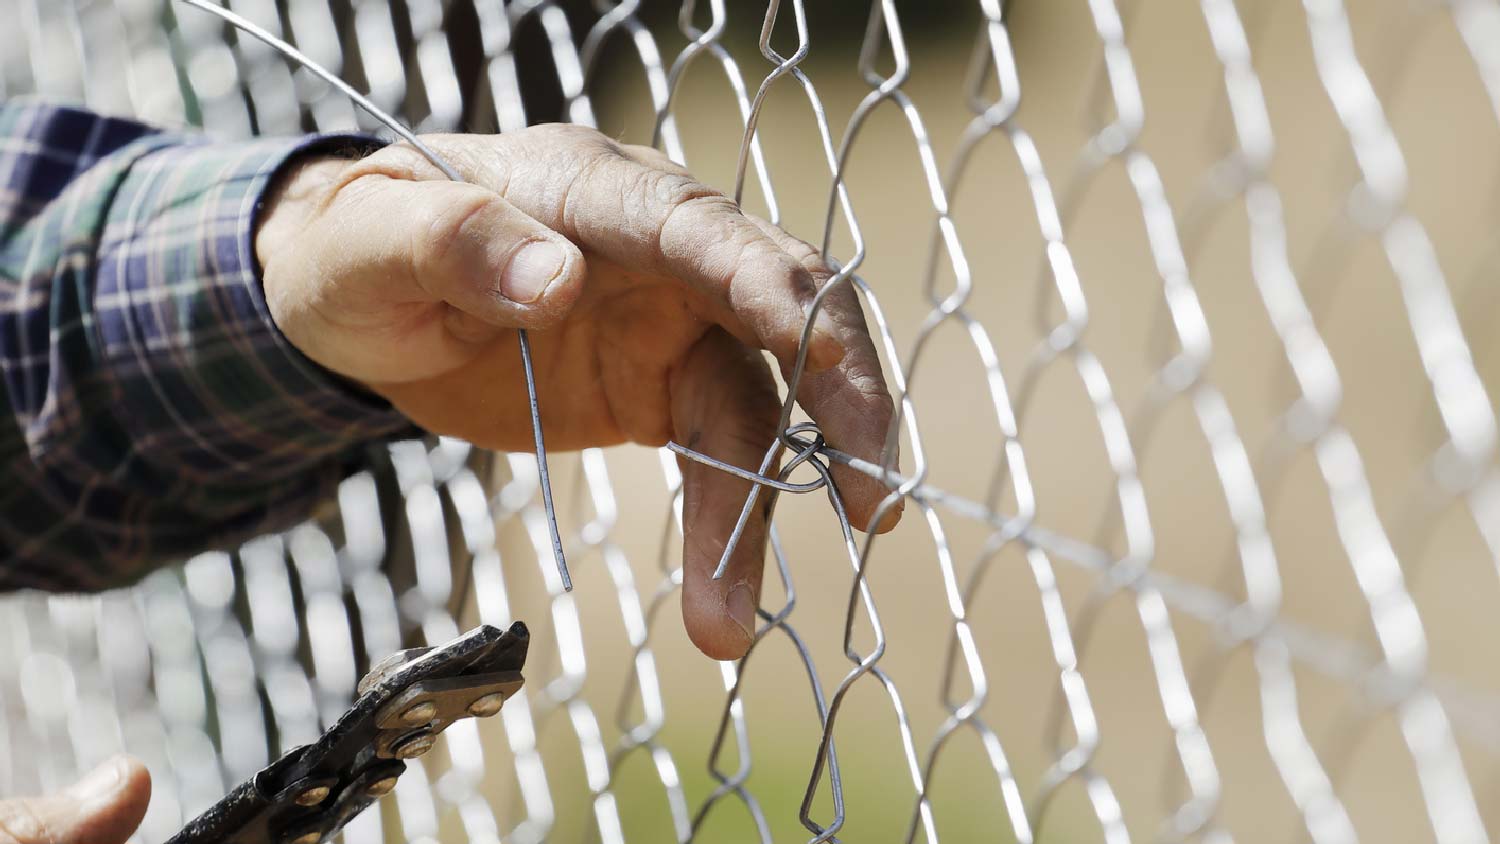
[4, 1, 1500, 842]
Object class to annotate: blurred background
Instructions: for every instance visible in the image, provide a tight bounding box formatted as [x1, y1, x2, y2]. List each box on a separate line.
[3, 1, 1500, 842]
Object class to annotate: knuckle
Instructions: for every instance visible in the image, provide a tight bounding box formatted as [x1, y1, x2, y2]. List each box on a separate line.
[782, 235, 829, 278]
[555, 142, 629, 231]
[654, 171, 727, 213]
[653, 177, 756, 266]
[610, 159, 725, 221]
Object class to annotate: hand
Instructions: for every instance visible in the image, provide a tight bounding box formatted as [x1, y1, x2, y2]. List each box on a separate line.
[0, 756, 151, 844]
[256, 124, 902, 660]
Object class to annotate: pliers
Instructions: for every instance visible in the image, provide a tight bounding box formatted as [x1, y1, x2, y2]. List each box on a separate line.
[167, 622, 529, 844]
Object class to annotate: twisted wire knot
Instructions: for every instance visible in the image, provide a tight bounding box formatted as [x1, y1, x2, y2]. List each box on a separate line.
[666, 421, 832, 496]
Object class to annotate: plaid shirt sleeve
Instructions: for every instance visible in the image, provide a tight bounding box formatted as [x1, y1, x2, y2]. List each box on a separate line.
[0, 100, 415, 591]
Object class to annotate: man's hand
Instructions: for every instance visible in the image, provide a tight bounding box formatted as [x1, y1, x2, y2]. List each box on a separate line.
[0, 757, 150, 844]
[256, 124, 902, 660]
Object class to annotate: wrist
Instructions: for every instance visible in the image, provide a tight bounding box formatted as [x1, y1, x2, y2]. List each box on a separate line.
[255, 155, 348, 275]
[254, 154, 352, 380]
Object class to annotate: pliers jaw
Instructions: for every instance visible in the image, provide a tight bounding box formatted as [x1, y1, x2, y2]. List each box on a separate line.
[168, 622, 529, 844]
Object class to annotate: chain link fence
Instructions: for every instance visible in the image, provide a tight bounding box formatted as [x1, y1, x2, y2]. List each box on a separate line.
[4, 0, 1500, 842]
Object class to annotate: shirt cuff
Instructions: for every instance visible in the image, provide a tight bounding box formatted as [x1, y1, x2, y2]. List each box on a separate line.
[95, 131, 418, 486]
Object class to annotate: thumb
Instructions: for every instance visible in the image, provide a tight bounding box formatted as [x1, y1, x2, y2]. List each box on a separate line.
[315, 174, 587, 332]
[0, 756, 152, 844]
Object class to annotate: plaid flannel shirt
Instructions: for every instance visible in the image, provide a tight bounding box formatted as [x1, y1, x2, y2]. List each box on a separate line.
[0, 100, 412, 591]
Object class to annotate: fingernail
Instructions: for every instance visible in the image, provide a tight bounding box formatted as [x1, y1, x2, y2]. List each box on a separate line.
[500, 240, 565, 303]
[727, 584, 758, 641]
[67, 756, 125, 801]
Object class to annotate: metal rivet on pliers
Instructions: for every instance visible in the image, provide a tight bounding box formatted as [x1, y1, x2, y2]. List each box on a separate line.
[392, 728, 437, 759]
[292, 785, 329, 807]
[400, 701, 436, 725]
[467, 692, 505, 718]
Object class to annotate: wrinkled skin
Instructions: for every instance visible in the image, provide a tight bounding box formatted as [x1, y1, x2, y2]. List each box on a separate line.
[257, 125, 903, 661]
